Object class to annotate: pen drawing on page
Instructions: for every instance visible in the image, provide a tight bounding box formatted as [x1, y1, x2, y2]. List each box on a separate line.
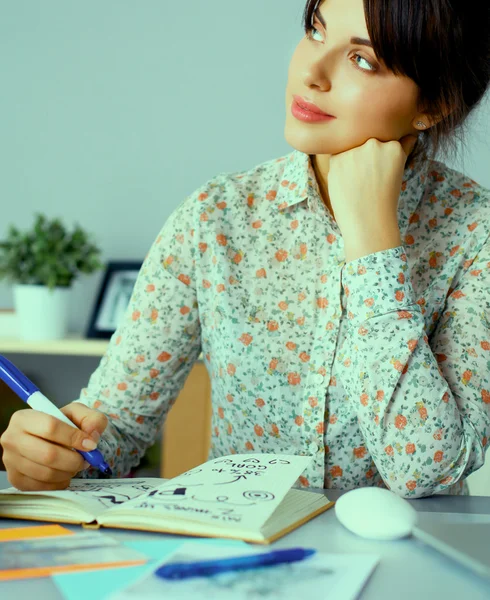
[146, 487, 276, 506]
[63, 479, 160, 509]
[102, 454, 309, 528]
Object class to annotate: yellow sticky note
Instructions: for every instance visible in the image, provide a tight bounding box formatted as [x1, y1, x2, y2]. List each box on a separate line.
[0, 524, 73, 542]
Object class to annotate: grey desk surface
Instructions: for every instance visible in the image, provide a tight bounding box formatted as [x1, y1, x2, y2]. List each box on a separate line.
[1, 471, 490, 600]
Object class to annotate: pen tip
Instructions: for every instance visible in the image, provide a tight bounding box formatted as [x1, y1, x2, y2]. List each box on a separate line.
[101, 465, 113, 476]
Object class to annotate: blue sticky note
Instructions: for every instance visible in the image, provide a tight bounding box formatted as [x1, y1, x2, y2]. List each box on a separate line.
[52, 537, 245, 600]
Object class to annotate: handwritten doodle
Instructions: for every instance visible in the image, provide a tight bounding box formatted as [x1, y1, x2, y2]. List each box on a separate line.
[68, 480, 156, 493]
[210, 462, 268, 486]
[181, 467, 203, 476]
[69, 483, 130, 493]
[242, 491, 275, 502]
[158, 487, 187, 496]
[209, 508, 242, 523]
[190, 490, 275, 506]
[74, 490, 140, 509]
[127, 482, 156, 493]
[85, 454, 314, 530]
[141, 486, 275, 511]
[147, 488, 190, 501]
[64, 479, 160, 509]
[188, 495, 232, 504]
[213, 469, 266, 485]
[172, 455, 296, 487]
[127, 489, 246, 523]
[94, 493, 132, 505]
[134, 501, 213, 517]
[127, 495, 246, 523]
[213, 460, 267, 471]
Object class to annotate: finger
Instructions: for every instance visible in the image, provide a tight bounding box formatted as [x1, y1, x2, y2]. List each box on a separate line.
[6, 471, 71, 492]
[10, 409, 98, 453]
[6, 453, 80, 484]
[62, 402, 109, 442]
[15, 432, 86, 473]
[399, 134, 418, 158]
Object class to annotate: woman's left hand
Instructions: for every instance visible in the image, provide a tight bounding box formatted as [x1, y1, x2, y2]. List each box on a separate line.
[328, 135, 418, 262]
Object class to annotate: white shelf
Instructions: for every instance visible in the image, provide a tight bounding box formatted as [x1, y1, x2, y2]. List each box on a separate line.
[0, 336, 109, 357]
[0, 336, 205, 361]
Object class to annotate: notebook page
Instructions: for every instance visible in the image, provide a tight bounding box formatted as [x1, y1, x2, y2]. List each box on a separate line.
[0, 478, 163, 521]
[261, 488, 331, 539]
[100, 454, 311, 531]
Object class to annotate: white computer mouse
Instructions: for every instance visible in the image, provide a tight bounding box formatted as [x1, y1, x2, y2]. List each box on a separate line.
[335, 487, 418, 541]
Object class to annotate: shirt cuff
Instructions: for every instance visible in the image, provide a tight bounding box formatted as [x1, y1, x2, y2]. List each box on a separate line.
[341, 246, 418, 325]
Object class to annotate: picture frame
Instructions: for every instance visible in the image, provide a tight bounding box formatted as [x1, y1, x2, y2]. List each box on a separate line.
[86, 260, 143, 339]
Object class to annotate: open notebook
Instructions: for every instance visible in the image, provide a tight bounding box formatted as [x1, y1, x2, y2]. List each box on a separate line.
[0, 454, 334, 544]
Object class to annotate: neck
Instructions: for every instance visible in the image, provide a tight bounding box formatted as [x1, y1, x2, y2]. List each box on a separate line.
[311, 154, 335, 221]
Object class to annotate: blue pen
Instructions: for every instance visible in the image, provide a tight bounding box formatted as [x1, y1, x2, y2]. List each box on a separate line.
[0, 354, 112, 476]
[155, 547, 316, 580]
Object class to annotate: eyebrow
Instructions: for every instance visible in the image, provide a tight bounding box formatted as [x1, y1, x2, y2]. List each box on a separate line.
[314, 7, 374, 48]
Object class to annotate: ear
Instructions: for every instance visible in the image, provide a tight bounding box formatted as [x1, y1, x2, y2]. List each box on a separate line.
[412, 114, 440, 131]
[414, 99, 454, 131]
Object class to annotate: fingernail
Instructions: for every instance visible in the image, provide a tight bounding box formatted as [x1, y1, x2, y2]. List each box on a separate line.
[91, 431, 101, 444]
[83, 461, 90, 469]
[82, 438, 97, 450]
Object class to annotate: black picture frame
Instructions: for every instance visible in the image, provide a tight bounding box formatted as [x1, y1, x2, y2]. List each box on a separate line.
[86, 260, 143, 339]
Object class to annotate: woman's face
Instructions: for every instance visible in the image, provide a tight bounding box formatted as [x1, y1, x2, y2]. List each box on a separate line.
[285, 0, 422, 157]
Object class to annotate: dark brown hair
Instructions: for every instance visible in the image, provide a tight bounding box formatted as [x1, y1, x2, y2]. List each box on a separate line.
[302, 0, 490, 165]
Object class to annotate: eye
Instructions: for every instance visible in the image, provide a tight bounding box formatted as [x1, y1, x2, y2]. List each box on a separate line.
[306, 25, 323, 43]
[307, 22, 378, 74]
[352, 53, 376, 72]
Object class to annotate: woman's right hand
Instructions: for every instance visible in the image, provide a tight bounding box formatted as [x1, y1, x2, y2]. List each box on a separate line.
[0, 402, 108, 491]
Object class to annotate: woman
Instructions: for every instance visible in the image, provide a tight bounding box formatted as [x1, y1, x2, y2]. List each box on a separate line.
[2, 0, 490, 497]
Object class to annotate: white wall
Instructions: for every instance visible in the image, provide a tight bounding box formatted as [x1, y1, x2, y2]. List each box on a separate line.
[0, 0, 306, 331]
[1, 1, 489, 332]
[0, 0, 489, 493]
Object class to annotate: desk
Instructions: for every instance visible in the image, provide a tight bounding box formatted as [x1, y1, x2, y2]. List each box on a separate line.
[1, 471, 490, 599]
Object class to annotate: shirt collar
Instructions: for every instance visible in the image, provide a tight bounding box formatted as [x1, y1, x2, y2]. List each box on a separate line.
[275, 147, 430, 234]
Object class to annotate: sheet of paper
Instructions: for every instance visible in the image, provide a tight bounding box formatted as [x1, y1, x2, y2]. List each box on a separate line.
[0, 524, 73, 542]
[0, 532, 148, 580]
[101, 454, 312, 531]
[108, 542, 380, 600]
[52, 538, 246, 600]
[0, 478, 163, 519]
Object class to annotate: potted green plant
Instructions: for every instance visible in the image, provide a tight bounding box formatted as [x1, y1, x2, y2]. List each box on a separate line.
[0, 214, 103, 341]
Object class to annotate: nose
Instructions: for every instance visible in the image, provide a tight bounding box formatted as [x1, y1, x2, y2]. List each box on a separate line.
[303, 58, 332, 93]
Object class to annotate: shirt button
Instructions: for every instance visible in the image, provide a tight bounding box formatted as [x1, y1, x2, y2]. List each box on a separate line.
[313, 374, 324, 385]
[308, 442, 319, 454]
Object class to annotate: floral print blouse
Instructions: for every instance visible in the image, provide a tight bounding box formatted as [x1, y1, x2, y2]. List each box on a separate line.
[77, 148, 490, 498]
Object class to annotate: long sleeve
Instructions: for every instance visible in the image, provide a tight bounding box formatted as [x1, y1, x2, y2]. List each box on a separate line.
[75, 194, 202, 478]
[337, 239, 490, 498]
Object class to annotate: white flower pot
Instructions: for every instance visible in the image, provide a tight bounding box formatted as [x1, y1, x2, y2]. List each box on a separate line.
[13, 284, 71, 341]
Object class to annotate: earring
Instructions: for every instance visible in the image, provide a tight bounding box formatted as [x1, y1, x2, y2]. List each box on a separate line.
[416, 121, 427, 129]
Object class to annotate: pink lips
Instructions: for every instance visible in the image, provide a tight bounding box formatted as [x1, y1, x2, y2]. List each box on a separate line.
[292, 95, 333, 116]
[291, 95, 336, 124]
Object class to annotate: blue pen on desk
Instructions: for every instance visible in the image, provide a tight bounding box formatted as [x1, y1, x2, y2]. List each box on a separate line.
[0, 354, 112, 476]
[155, 547, 316, 580]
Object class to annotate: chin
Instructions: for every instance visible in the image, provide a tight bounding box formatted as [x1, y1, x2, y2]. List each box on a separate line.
[284, 124, 339, 157]
[284, 119, 376, 157]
